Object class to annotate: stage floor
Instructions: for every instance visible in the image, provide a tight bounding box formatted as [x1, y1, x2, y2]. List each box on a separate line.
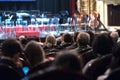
[0, 24, 114, 39]
[0, 24, 88, 39]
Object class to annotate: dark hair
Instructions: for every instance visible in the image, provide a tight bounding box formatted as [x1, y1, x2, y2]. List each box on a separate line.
[92, 33, 113, 55]
[73, 31, 79, 42]
[24, 40, 45, 67]
[54, 51, 81, 72]
[20, 38, 28, 47]
[63, 33, 73, 43]
[86, 31, 95, 46]
[1, 38, 23, 58]
[110, 45, 120, 69]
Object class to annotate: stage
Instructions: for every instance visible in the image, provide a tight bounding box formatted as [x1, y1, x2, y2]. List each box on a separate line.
[0, 23, 115, 39]
[0, 24, 88, 39]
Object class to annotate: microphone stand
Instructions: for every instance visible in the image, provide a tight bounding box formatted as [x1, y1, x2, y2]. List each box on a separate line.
[97, 18, 108, 31]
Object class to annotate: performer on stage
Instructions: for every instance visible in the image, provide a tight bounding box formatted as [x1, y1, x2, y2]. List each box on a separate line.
[89, 11, 100, 30]
[72, 11, 89, 30]
[71, 10, 80, 31]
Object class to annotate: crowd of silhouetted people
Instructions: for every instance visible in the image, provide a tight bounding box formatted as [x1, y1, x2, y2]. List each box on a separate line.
[0, 30, 120, 80]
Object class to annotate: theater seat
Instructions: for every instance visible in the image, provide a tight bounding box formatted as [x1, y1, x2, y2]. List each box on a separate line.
[29, 67, 87, 80]
[28, 60, 53, 75]
[82, 54, 112, 80]
[105, 68, 120, 80]
[0, 64, 22, 80]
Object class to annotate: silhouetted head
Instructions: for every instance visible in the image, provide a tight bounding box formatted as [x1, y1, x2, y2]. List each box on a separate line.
[1, 38, 23, 58]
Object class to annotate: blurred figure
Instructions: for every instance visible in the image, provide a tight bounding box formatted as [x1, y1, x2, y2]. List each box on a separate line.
[89, 11, 100, 30]
[24, 40, 46, 68]
[44, 34, 57, 50]
[67, 31, 79, 49]
[76, 32, 90, 48]
[18, 35, 28, 48]
[56, 33, 64, 46]
[43, 34, 60, 58]
[53, 50, 81, 73]
[86, 31, 95, 46]
[0, 38, 24, 80]
[59, 33, 73, 50]
[28, 50, 87, 80]
[110, 31, 119, 47]
[71, 10, 80, 31]
[82, 32, 114, 80]
[70, 32, 96, 67]
[71, 32, 91, 53]
[25, 40, 54, 76]
[59, 10, 70, 24]
[97, 44, 120, 80]
[72, 10, 80, 25]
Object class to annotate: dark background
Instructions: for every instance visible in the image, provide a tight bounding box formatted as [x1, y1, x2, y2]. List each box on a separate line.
[0, 0, 70, 14]
[0, 0, 35, 1]
[108, 4, 120, 26]
[0, 0, 120, 26]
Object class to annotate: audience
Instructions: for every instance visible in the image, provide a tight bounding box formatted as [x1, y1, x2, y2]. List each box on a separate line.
[56, 33, 64, 46]
[76, 32, 90, 49]
[0, 38, 24, 80]
[18, 35, 28, 48]
[82, 32, 114, 80]
[43, 34, 61, 59]
[24, 40, 46, 68]
[86, 31, 95, 46]
[24, 40, 54, 76]
[43, 34, 59, 52]
[97, 43, 120, 80]
[53, 50, 81, 73]
[1, 30, 120, 80]
[29, 50, 87, 80]
[70, 32, 96, 67]
[110, 31, 119, 47]
[43, 34, 57, 49]
[59, 33, 73, 50]
[67, 31, 79, 49]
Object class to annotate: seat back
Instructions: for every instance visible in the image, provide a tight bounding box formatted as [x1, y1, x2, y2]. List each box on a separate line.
[83, 55, 112, 80]
[80, 49, 97, 66]
[0, 64, 22, 80]
[28, 60, 53, 75]
[29, 67, 87, 80]
[105, 68, 120, 80]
